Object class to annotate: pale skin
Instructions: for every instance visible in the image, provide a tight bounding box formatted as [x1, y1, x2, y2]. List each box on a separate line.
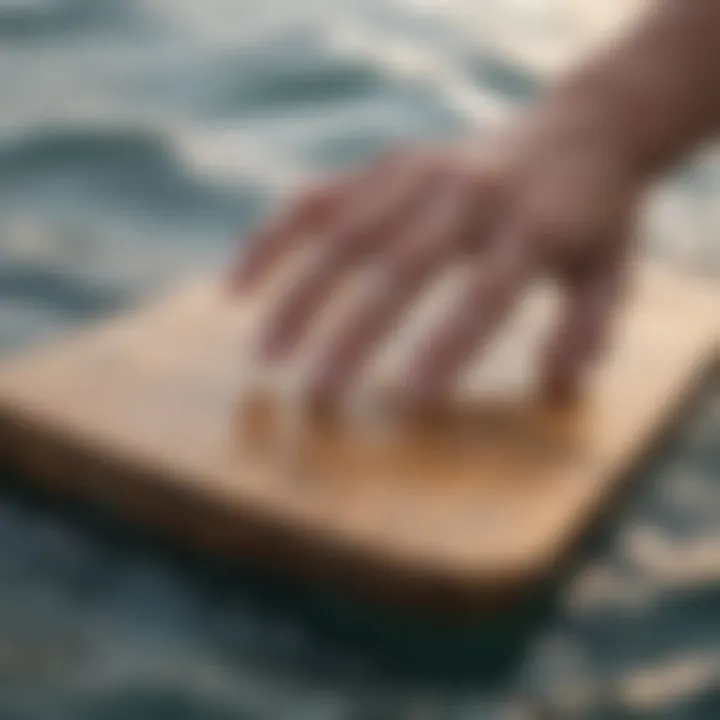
[231, 0, 720, 406]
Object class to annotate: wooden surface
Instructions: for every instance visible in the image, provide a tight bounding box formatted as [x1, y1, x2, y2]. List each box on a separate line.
[0, 264, 716, 612]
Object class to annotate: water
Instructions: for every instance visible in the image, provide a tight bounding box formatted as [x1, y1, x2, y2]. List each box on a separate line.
[0, 0, 718, 717]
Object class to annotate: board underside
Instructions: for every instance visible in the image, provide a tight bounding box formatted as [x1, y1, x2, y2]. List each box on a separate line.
[0, 265, 716, 612]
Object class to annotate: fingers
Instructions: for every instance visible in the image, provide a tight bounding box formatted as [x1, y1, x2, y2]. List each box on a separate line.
[258, 152, 449, 360]
[307, 175, 477, 397]
[229, 150, 404, 293]
[405, 224, 533, 406]
[229, 181, 347, 293]
[541, 254, 625, 401]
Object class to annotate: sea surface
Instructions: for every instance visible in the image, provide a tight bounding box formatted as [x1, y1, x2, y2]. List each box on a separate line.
[0, 0, 718, 717]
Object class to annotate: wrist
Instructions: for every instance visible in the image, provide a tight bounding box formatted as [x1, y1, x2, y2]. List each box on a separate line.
[540, 70, 665, 183]
[545, 23, 720, 184]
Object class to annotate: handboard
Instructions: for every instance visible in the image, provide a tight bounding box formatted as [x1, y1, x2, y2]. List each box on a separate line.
[0, 264, 716, 611]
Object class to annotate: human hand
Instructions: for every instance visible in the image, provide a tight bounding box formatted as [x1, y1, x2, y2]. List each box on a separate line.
[230, 101, 648, 405]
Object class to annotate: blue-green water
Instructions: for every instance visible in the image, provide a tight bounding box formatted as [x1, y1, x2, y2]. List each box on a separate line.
[0, 1, 718, 717]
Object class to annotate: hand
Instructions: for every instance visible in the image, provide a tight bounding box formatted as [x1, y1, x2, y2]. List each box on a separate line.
[230, 101, 648, 405]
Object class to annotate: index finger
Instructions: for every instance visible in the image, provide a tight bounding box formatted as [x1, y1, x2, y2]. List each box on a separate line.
[228, 150, 410, 294]
[228, 177, 352, 294]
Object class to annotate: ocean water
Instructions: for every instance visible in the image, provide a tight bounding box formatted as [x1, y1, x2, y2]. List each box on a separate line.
[0, 0, 718, 717]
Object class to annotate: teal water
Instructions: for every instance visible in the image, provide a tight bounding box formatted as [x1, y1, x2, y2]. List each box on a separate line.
[0, 1, 718, 717]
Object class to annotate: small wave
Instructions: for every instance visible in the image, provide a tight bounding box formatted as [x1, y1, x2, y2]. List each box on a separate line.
[296, 90, 462, 171]
[0, 127, 263, 231]
[0, 263, 129, 318]
[191, 33, 386, 120]
[225, 59, 382, 114]
[466, 50, 539, 103]
[0, 0, 134, 40]
[326, 20, 510, 123]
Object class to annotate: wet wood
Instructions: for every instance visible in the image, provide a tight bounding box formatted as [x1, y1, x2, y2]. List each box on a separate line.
[0, 264, 716, 612]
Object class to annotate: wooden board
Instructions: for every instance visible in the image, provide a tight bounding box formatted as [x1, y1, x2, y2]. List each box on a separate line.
[0, 264, 716, 612]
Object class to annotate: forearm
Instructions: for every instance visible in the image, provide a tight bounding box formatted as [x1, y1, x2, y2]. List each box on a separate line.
[546, 0, 720, 179]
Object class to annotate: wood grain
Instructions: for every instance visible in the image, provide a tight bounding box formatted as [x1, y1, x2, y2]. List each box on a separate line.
[0, 263, 716, 612]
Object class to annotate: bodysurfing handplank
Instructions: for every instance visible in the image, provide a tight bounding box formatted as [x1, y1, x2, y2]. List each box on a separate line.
[0, 264, 716, 612]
